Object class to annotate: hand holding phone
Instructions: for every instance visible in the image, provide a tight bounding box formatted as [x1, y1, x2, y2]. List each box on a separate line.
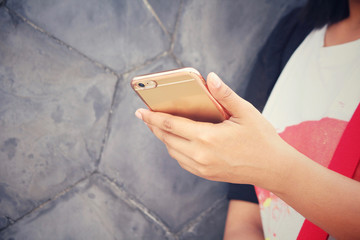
[131, 68, 229, 123]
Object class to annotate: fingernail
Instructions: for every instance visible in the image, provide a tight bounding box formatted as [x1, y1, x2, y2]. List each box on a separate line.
[209, 72, 221, 88]
[135, 110, 143, 120]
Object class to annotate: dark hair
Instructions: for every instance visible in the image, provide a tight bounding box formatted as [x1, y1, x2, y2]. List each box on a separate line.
[300, 0, 349, 28]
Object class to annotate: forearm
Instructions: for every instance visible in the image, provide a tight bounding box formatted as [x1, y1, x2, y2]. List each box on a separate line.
[224, 200, 264, 240]
[269, 146, 360, 239]
[136, 74, 360, 238]
[224, 224, 264, 240]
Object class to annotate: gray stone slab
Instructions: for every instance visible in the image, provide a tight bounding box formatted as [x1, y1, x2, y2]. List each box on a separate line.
[0, 8, 116, 222]
[0, 174, 172, 240]
[147, 0, 182, 35]
[99, 56, 228, 232]
[174, 0, 306, 94]
[0, 0, 310, 238]
[7, 0, 170, 73]
[179, 199, 228, 240]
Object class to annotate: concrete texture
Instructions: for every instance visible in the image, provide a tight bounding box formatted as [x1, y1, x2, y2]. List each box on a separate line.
[0, 0, 305, 239]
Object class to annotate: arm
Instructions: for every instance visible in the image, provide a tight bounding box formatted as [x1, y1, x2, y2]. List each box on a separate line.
[224, 200, 264, 240]
[135, 72, 360, 239]
[275, 150, 360, 240]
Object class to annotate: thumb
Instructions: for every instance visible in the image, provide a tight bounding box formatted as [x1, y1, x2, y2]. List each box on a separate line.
[207, 72, 250, 118]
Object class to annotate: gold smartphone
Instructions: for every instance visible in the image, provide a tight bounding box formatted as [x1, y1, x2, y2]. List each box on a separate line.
[131, 67, 229, 123]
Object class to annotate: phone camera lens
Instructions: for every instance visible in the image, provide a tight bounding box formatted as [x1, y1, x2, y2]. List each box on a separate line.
[138, 83, 145, 88]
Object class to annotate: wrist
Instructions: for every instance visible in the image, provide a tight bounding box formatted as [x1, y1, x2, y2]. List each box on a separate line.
[271, 142, 312, 198]
[254, 137, 304, 195]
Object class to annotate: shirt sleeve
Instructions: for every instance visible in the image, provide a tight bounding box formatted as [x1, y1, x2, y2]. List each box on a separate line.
[227, 183, 259, 203]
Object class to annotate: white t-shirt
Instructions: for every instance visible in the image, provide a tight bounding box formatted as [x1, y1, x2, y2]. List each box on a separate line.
[256, 25, 360, 239]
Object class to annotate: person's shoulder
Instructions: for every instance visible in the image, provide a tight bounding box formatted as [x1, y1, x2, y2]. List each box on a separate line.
[267, 7, 304, 46]
[278, 7, 303, 26]
[260, 5, 314, 62]
[243, 6, 311, 112]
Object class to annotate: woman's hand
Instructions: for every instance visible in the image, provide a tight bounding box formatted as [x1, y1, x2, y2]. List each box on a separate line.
[135, 72, 295, 191]
[136, 72, 360, 239]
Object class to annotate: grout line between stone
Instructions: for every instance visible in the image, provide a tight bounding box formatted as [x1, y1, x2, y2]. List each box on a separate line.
[2, 2, 189, 238]
[0, 216, 14, 232]
[94, 75, 121, 168]
[95, 45, 179, 169]
[3, 5, 146, 172]
[171, 52, 184, 68]
[142, 0, 184, 68]
[3, 8, 174, 170]
[5, 5, 177, 79]
[143, 0, 171, 41]
[1, 4, 120, 234]
[4, 6, 120, 80]
[95, 56, 173, 168]
[100, 173, 176, 239]
[169, 0, 184, 67]
[141, 0, 184, 68]
[5, 0, 182, 82]
[175, 195, 227, 237]
[1, 5, 175, 233]
[122, 50, 169, 77]
[0, 0, 7, 8]
[169, 0, 183, 53]
[0, 170, 98, 232]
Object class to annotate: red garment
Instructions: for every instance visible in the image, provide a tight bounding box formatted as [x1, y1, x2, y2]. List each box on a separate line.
[297, 103, 360, 239]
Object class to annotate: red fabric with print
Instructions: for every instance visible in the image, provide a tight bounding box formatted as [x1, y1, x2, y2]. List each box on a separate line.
[297, 103, 360, 240]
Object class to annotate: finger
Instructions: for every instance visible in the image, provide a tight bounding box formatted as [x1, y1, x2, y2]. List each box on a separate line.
[206, 72, 252, 117]
[147, 123, 206, 176]
[147, 124, 206, 178]
[147, 124, 192, 153]
[135, 108, 206, 140]
[166, 146, 204, 177]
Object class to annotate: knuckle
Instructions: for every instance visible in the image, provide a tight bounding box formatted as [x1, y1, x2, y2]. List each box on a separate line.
[192, 151, 204, 162]
[167, 148, 176, 159]
[152, 126, 166, 143]
[146, 124, 154, 133]
[197, 166, 211, 177]
[178, 162, 188, 171]
[162, 118, 173, 131]
[197, 132, 215, 144]
[243, 100, 255, 111]
[221, 86, 233, 100]
[177, 161, 185, 170]
[161, 131, 169, 145]
[144, 116, 154, 127]
[193, 151, 209, 165]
